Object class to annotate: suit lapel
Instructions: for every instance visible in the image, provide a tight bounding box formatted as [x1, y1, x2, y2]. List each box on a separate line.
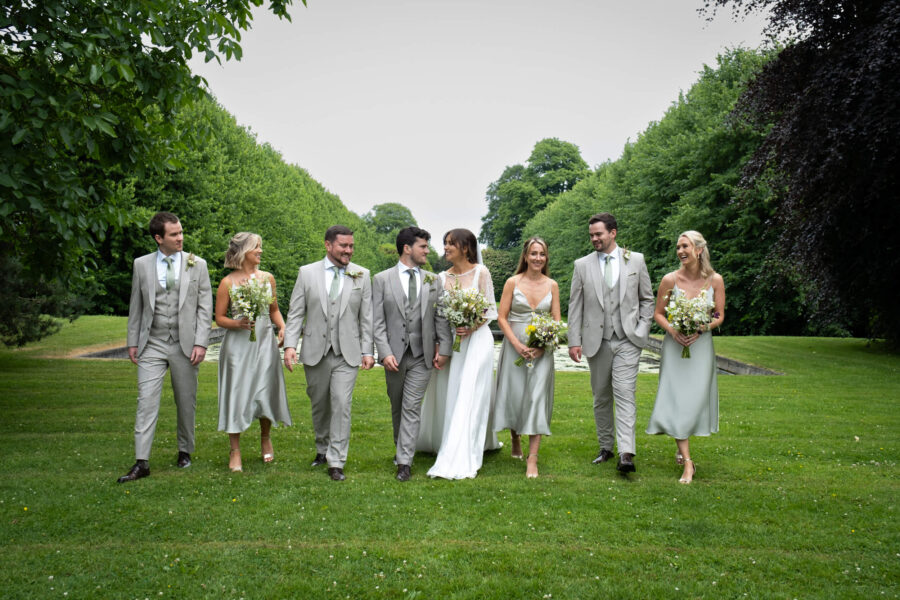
[617, 254, 629, 304]
[145, 254, 158, 311]
[420, 272, 431, 321]
[178, 251, 189, 309]
[339, 263, 355, 315]
[317, 261, 329, 316]
[587, 254, 605, 309]
[390, 268, 407, 314]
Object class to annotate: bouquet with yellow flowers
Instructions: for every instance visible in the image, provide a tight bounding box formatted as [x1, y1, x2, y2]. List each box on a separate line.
[515, 312, 566, 368]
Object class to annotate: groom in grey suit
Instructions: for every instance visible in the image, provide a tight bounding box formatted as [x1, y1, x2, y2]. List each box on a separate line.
[118, 211, 212, 483]
[283, 225, 374, 481]
[568, 213, 654, 473]
[372, 227, 452, 481]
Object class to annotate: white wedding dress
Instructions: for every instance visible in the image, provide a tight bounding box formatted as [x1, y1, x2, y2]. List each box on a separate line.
[418, 264, 501, 479]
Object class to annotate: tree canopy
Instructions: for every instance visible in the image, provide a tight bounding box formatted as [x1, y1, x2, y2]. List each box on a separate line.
[703, 0, 900, 342]
[0, 0, 299, 345]
[479, 138, 589, 251]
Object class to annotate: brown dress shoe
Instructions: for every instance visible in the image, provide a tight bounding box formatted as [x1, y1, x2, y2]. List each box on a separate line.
[117, 461, 150, 483]
[310, 453, 327, 467]
[592, 449, 615, 464]
[396, 464, 411, 482]
[328, 467, 346, 481]
[177, 452, 192, 468]
[617, 452, 636, 473]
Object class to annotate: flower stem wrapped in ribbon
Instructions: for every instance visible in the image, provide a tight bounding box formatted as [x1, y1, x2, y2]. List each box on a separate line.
[514, 312, 567, 367]
[228, 274, 274, 342]
[442, 284, 492, 352]
[665, 290, 715, 358]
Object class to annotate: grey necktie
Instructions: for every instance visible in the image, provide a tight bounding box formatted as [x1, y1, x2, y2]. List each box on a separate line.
[164, 256, 175, 290]
[329, 266, 341, 300]
[604, 255, 613, 287]
[407, 268, 417, 304]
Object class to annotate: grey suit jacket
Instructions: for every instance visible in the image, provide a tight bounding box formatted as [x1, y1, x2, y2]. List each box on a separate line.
[126, 251, 213, 358]
[284, 259, 374, 367]
[372, 267, 452, 367]
[568, 249, 654, 357]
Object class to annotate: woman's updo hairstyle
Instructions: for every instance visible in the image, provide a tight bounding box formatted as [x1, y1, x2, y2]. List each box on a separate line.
[679, 230, 713, 278]
[224, 232, 262, 269]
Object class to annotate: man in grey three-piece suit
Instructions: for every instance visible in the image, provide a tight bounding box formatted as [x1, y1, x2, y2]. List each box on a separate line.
[118, 211, 213, 483]
[372, 227, 452, 482]
[283, 225, 374, 481]
[568, 212, 654, 473]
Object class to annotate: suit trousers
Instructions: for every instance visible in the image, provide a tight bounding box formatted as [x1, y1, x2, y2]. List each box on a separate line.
[303, 350, 359, 468]
[134, 335, 198, 460]
[587, 335, 641, 455]
[385, 349, 431, 466]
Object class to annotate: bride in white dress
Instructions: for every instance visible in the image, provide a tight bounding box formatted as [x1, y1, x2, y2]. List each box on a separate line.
[418, 228, 501, 479]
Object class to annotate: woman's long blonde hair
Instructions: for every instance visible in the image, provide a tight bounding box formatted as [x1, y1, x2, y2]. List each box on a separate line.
[224, 232, 261, 269]
[679, 230, 714, 279]
[515, 237, 550, 276]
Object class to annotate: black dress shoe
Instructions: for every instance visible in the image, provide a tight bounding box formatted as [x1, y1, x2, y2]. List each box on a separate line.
[117, 461, 150, 483]
[310, 453, 327, 467]
[177, 452, 192, 468]
[396, 464, 411, 482]
[592, 449, 615, 464]
[617, 452, 636, 473]
[328, 467, 346, 481]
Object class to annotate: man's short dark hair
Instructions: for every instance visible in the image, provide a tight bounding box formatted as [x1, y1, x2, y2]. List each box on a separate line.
[149, 212, 179, 239]
[395, 226, 431, 255]
[325, 225, 354, 243]
[588, 212, 617, 232]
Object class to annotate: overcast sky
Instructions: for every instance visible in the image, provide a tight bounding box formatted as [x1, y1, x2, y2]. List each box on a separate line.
[189, 0, 767, 244]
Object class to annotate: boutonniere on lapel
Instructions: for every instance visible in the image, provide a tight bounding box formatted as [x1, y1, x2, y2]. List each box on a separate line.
[346, 270, 364, 280]
[186, 253, 196, 268]
[423, 273, 436, 286]
[621, 247, 632, 263]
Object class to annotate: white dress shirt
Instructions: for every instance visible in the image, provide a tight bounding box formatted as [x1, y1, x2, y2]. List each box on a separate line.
[597, 245, 620, 286]
[397, 262, 421, 299]
[156, 250, 181, 289]
[324, 257, 345, 296]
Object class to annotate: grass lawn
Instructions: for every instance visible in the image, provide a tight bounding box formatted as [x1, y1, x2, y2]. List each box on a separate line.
[0, 316, 897, 599]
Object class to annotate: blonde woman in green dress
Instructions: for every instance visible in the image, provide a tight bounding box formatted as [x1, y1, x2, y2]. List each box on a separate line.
[493, 237, 561, 478]
[646, 231, 725, 484]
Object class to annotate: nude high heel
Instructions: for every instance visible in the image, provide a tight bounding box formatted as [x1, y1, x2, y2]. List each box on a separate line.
[261, 435, 274, 463]
[526, 454, 539, 478]
[229, 448, 243, 472]
[678, 459, 696, 484]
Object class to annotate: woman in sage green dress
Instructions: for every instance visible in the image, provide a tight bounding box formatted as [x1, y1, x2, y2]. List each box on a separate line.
[493, 237, 561, 478]
[646, 231, 725, 484]
[215, 233, 292, 472]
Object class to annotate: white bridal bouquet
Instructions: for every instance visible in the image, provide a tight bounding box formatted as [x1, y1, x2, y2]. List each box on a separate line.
[442, 284, 492, 352]
[228, 274, 273, 342]
[665, 291, 716, 358]
[515, 312, 567, 368]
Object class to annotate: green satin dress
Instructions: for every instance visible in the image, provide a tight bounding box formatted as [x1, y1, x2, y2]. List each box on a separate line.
[646, 286, 719, 439]
[492, 286, 555, 436]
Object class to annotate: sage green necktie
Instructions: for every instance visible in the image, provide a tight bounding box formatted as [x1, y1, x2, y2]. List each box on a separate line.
[407, 269, 417, 304]
[604, 255, 613, 287]
[164, 256, 175, 290]
[329, 266, 341, 300]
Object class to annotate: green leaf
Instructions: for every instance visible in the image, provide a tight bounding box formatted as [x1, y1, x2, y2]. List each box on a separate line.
[11, 129, 26, 144]
[89, 63, 102, 84]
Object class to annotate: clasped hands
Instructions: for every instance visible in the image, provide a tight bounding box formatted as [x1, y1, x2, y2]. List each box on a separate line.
[672, 330, 700, 347]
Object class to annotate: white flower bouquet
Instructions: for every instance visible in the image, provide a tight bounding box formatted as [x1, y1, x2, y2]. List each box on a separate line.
[228, 274, 273, 342]
[515, 312, 567, 368]
[665, 291, 715, 358]
[442, 284, 492, 352]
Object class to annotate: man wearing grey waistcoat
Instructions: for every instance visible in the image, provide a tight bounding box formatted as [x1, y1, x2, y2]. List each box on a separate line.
[283, 225, 374, 481]
[118, 211, 212, 483]
[372, 227, 452, 481]
[568, 213, 654, 473]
